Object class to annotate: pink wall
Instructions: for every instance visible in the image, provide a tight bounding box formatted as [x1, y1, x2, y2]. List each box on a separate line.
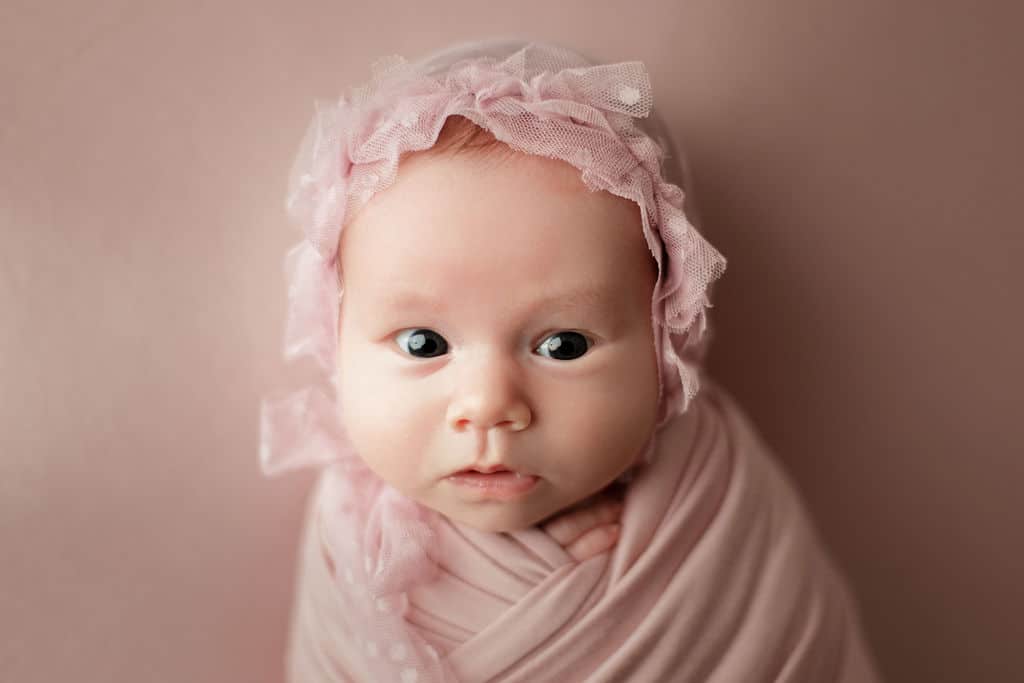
[2, 1, 1020, 681]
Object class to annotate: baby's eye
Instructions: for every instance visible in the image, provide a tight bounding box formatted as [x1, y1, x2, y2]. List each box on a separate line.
[535, 331, 591, 361]
[395, 328, 449, 358]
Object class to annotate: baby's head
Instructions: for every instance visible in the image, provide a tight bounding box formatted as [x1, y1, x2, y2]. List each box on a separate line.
[264, 39, 727, 534]
[335, 116, 660, 531]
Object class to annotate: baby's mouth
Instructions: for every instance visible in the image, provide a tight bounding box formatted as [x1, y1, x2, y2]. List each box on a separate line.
[446, 466, 539, 499]
[458, 465, 517, 475]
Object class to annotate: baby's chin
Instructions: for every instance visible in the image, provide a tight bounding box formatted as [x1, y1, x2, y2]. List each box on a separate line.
[426, 498, 556, 534]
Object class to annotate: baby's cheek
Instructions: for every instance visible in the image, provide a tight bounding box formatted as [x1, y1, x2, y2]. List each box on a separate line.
[336, 354, 453, 503]
[546, 385, 653, 477]
[580, 367, 656, 467]
[337, 364, 416, 480]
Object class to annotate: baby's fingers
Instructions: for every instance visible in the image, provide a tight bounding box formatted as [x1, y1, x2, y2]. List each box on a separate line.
[562, 524, 621, 563]
[542, 497, 623, 548]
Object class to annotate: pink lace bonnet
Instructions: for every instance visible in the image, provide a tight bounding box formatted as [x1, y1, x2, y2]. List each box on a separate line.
[261, 38, 727, 478]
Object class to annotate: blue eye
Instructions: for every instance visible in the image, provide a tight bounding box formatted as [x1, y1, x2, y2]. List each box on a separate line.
[395, 328, 449, 358]
[535, 331, 590, 360]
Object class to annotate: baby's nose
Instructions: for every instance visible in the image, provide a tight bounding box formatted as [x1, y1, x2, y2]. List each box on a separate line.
[447, 404, 531, 432]
[445, 357, 532, 432]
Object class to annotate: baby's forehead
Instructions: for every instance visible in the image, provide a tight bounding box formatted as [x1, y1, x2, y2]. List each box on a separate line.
[346, 149, 641, 242]
[337, 159, 656, 320]
[337, 144, 653, 293]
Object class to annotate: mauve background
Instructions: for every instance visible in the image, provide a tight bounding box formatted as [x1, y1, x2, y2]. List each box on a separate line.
[1, 1, 1020, 681]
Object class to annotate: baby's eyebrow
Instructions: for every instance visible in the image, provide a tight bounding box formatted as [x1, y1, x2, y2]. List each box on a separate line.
[377, 289, 448, 313]
[377, 284, 617, 315]
[527, 286, 616, 314]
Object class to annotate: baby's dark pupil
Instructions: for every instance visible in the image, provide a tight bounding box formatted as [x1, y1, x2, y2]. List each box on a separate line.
[407, 329, 447, 357]
[546, 332, 588, 360]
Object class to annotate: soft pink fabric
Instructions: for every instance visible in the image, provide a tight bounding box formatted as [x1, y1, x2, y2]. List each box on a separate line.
[285, 376, 880, 682]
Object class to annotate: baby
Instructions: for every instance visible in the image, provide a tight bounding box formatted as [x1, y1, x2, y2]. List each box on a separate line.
[261, 39, 880, 682]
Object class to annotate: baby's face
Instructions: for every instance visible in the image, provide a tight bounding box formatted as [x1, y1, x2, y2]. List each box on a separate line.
[336, 148, 660, 532]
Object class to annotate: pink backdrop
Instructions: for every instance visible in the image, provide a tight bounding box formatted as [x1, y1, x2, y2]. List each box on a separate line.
[2, 1, 1021, 681]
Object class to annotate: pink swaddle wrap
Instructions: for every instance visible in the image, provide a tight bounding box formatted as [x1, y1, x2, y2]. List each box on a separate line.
[287, 377, 879, 682]
[260, 39, 880, 681]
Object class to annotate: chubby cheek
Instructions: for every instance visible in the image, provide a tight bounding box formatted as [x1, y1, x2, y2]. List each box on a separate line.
[540, 360, 658, 487]
[336, 349, 434, 493]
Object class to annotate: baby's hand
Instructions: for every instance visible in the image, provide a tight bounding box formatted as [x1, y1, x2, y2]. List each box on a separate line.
[540, 494, 623, 562]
